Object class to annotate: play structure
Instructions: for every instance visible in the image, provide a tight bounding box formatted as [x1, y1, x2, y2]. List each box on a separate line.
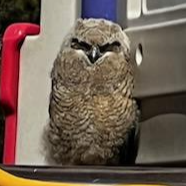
[1, 0, 186, 185]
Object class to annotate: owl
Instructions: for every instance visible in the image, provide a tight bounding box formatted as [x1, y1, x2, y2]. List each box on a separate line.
[45, 18, 139, 165]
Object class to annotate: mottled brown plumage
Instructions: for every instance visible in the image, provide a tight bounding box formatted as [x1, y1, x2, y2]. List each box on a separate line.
[45, 19, 139, 165]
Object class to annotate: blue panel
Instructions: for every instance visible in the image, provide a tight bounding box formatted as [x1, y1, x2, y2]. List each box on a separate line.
[82, 0, 117, 22]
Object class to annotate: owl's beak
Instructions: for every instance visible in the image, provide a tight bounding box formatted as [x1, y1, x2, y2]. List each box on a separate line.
[88, 46, 101, 64]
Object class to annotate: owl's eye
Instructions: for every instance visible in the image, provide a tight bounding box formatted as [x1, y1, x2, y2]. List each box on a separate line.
[71, 38, 91, 51]
[99, 41, 121, 53]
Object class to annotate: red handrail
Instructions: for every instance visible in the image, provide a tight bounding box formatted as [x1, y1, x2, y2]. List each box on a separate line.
[0, 23, 40, 164]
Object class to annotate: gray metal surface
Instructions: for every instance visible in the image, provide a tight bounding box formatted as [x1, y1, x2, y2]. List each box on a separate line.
[125, 0, 186, 165]
[127, 21, 186, 98]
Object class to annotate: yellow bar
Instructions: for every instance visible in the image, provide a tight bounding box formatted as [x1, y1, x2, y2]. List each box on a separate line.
[0, 168, 169, 186]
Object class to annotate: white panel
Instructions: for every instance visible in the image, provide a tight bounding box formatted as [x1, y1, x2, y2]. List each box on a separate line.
[127, 0, 141, 19]
[16, 0, 81, 165]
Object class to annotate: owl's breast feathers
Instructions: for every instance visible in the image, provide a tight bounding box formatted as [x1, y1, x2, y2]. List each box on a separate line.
[48, 56, 138, 165]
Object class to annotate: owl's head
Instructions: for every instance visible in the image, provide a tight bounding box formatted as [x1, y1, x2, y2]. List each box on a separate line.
[53, 19, 134, 96]
[63, 18, 130, 65]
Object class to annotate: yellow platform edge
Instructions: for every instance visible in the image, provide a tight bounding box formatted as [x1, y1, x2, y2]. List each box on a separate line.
[0, 169, 169, 186]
